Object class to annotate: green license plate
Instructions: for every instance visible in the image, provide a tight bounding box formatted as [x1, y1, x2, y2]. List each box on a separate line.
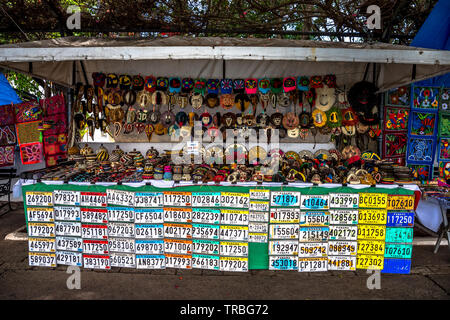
[384, 243, 413, 258]
[385, 227, 413, 243]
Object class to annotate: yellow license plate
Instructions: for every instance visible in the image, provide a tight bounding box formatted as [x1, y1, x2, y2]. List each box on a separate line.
[387, 195, 415, 210]
[358, 209, 387, 225]
[359, 193, 387, 209]
[357, 240, 385, 255]
[357, 225, 386, 241]
[357, 254, 384, 270]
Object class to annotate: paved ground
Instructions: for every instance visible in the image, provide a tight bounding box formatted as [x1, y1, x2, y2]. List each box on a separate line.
[0, 205, 449, 300]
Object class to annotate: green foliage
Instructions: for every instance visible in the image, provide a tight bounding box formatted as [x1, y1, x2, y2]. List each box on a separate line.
[4, 71, 43, 101]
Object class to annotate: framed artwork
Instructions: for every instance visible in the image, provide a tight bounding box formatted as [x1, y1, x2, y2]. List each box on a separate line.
[382, 132, 407, 158]
[385, 86, 410, 107]
[384, 106, 409, 131]
[439, 111, 450, 136]
[438, 137, 450, 161]
[412, 86, 439, 110]
[406, 137, 436, 163]
[440, 88, 450, 111]
[407, 164, 432, 181]
[408, 111, 437, 136]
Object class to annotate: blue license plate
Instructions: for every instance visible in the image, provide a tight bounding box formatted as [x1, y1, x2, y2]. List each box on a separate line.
[386, 212, 415, 227]
[381, 258, 411, 274]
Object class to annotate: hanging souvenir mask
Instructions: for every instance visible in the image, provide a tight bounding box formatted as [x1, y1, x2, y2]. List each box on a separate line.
[258, 78, 270, 94]
[144, 76, 157, 93]
[220, 79, 233, 94]
[341, 145, 361, 159]
[106, 74, 119, 88]
[222, 112, 236, 128]
[283, 77, 296, 93]
[235, 93, 250, 112]
[342, 125, 356, 136]
[278, 93, 291, 108]
[152, 91, 167, 106]
[154, 123, 166, 135]
[213, 112, 221, 127]
[358, 105, 379, 126]
[236, 113, 244, 126]
[177, 94, 189, 109]
[297, 76, 309, 91]
[256, 113, 270, 128]
[137, 91, 152, 108]
[244, 78, 258, 95]
[337, 90, 349, 107]
[323, 74, 337, 88]
[149, 110, 161, 124]
[156, 77, 169, 92]
[326, 106, 342, 128]
[161, 111, 175, 128]
[137, 109, 148, 123]
[341, 107, 358, 126]
[319, 126, 331, 135]
[206, 79, 220, 95]
[287, 127, 300, 138]
[190, 92, 203, 110]
[132, 75, 144, 91]
[243, 115, 255, 127]
[175, 111, 188, 126]
[312, 109, 327, 127]
[356, 122, 369, 134]
[233, 79, 245, 94]
[220, 94, 234, 110]
[270, 78, 283, 94]
[193, 78, 206, 95]
[314, 84, 336, 112]
[123, 90, 136, 106]
[169, 77, 181, 93]
[119, 75, 132, 90]
[270, 113, 283, 128]
[181, 78, 194, 93]
[200, 112, 212, 127]
[92, 72, 106, 88]
[282, 112, 299, 130]
[205, 93, 219, 108]
[310, 75, 323, 88]
[188, 112, 198, 127]
[348, 81, 378, 115]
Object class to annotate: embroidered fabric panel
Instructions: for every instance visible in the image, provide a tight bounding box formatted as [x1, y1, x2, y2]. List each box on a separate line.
[0, 125, 17, 146]
[19, 142, 43, 165]
[407, 163, 432, 181]
[408, 111, 437, 136]
[385, 86, 410, 107]
[382, 133, 407, 159]
[16, 121, 41, 145]
[406, 137, 436, 164]
[0, 104, 16, 126]
[412, 86, 440, 110]
[14, 101, 42, 123]
[0, 145, 15, 167]
[439, 88, 449, 111]
[383, 106, 409, 132]
[438, 138, 450, 161]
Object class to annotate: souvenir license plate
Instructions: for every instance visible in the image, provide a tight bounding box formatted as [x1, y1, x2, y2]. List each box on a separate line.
[357, 240, 385, 255]
[358, 209, 387, 225]
[28, 222, 55, 238]
[301, 195, 329, 210]
[55, 221, 82, 237]
[83, 239, 109, 254]
[328, 256, 356, 271]
[135, 224, 164, 239]
[27, 207, 54, 222]
[56, 236, 82, 252]
[134, 192, 163, 207]
[298, 242, 328, 258]
[249, 189, 270, 200]
[134, 208, 163, 224]
[300, 211, 330, 226]
[107, 189, 135, 207]
[249, 222, 268, 233]
[81, 224, 108, 239]
[387, 195, 414, 210]
[28, 237, 56, 253]
[193, 239, 219, 255]
[57, 251, 82, 266]
[357, 225, 386, 241]
[163, 191, 192, 207]
[80, 192, 107, 207]
[220, 241, 248, 257]
[329, 225, 357, 241]
[299, 227, 329, 242]
[165, 239, 192, 254]
[53, 190, 80, 206]
[164, 223, 192, 239]
[26, 191, 53, 207]
[164, 207, 192, 223]
[270, 191, 300, 207]
[386, 212, 415, 227]
[357, 254, 384, 270]
[270, 224, 298, 240]
[220, 225, 249, 241]
[192, 254, 219, 270]
[136, 255, 165, 269]
[108, 237, 135, 253]
[329, 209, 358, 225]
[329, 193, 359, 209]
[382, 258, 411, 274]
[384, 243, 413, 259]
[165, 253, 192, 269]
[107, 207, 134, 223]
[298, 257, 328, 272]
[81, 208, 108, 224]
[249, 211, 269, 223]
[29, 252, 56, 267]
[269, 256, 298, 271]
[249, 200, 270, 212]
[249, 232, 268, 243]
[221, 192, 249, 208]
[328, 241, 357, 256]
[220, 209, 249, 226]
[83, 254, 110, 269]
[270, 208, 300, 223]
[192, 224, 220, 240]
[107, 222, 135, 238]
[386, 227, 413, 243]
[191, 192, 221, 207]
[192, 208, 220, 224]
[269, 240, 299, 255]
[54, 206, 81, 222]
[359, 193, 387, 209]
[110, 253, 135, 268]
[135, 240, 164, 254]
[219, 257, 248, 272]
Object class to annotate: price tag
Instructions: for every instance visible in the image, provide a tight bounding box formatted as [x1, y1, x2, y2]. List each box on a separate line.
[53, 190, 80, 206]
[249, 211, 269, 223]
[83, 239, 109, 254]
[220, 225, 249, 241]
[221, 192, 250, 208]
[136, 255, 165, 269]
[107, 207, 135, 223]
[135, 224, 164, 239]
[192, 254, 219, 270]
[192, 208, 220, 225]
[270, 191, 300, 207]
[164, 223, 192, 239]
[301, 195, 329, 210]
[386, 212, 414, 227]
[165, 253, 192, 269]
[25, 191, 53, 207]
[134, 208, 163, 224]
[298, 242, 328, 258]
[270, 224, 299, 240]
[328, 225, 357, 241]
[164, 207, 192, 223]
[29, 252, 56, 267]
[186, 141, 199, 155]
[328, 256, 356, 271]
[250, 189, 270, 200]
[163, 191, 192, 207]
[106, 189, 135, 207]
[54, 206, 81, 222]
[27, 207, 54, 222]
[135, 192, 163, 208]
[192, 224, 220, 240]
[382, 258, 411, 274]
[28, 222, 55, 238]
[356, 254, 384, 270]
[249, 200, 270, 212]
[56, 236, 82, 252]
[299, 211, 330, 226]
[269, 256, 298, 271]
[298, 257, 328, 272]
[249, 232, 268, 243]
[299, 227, 329, 242]
[269, 240, 299, 255]
[359, 193, 387, 209]
[191, 192, 221, 207]
[357, 225, 386, 241]
[110, 253, 136, 268]
[329, 210, 358, 225]
[384, 243, 413, 259]
[385, 227, 413, 243]
[108, 237, 135, 254]
[80, 192, 107, 207]
[219, 257, 248, 272]
[192, 239, 220, 255]
[28, 237, 56, 253]
[357, 240, 385, 255]
[81, 224, 108, 240]
[220, 241, 248, 257]
[270, 208, 300, 224]
[249, 222, 268, 233]
[56, 251, 82, 266]
[164, 239, 193, 255]
[329, 193, 359, 209]
[83, 254, 110, 269]
[328, 241, 357, 256]
[81, 208, 108, 224]
[358, 209, 387, 225]
[220, 209, 249, 226]
[135, 240, 164, 255]
[387, 195, 414, 210]
[55, 221, 82, 237]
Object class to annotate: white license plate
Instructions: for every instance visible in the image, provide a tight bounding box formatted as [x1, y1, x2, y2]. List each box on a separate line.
[135, 224, 164, 239]
[220, 225, 249, 241]
[28, 237, 56, 253]
[110, 252, 135, 268]
[192, 239, 220, 255]
[27, 207, 54, 222]
[298, 242, 328, 258]
[134, 208, 163, 224]
[329, 225, 358, 241]
[219, 257, 248, 272]
[81, 224, 108, 239]
[54, 206, 81, 222]
[300, 211, 330, 226]
[221, 192, 250, 208]
[269, 240, 299, 255]
[136, 255, 165, 269]
[191, 192, 221, 207]
[81, 208, 108, 224]
[164, 223, 192, 239]
[108, 237, 135, 253]
[53, 190, 80, 206]
[163, 192, 192, 207]
[192, 254, 219, 270]
[249, 200, 270, 212]
[107, 207, 134, 223]
[329, 193, 359, 209]
[249, 232, 268, 243]
[135, 240, 164, 254]
[299, 227, 329, 242]
[164, 239, 193, 254]
[26, 192, 53, 207]
[106, 189, 135, 207]
[220, 241, 248, 257]
[269, 256, 298, 271]
[249, 189, 270, 200]
[28, 222, 55, 238]
[192, 209, 220, 224]
[270, 191, 300, 207]
[107, 222, 135, 238]
[56, 251, 82, 266]
[249, 211, 269, 223]
[192, 224, 220, 240]
[83, 239, 109, 254]
[249, 222, 269, 233]
[164, 207, 192, 223]
[270, 208, 300, 223]
[55, 221, 82, 237]
[80, 192, 107, 207]
[301, 195, 329, 210]
[328, 255, 356, 271]
[83, 254, 110, 269]
[329, 210, 358, 225]
[56, 236, 82, 252]
[165, 254, 192, 269]
[270, 224, 299, 240]
[134, 192, 163, 207]
[328, 241, 357, 256]
[29, 252, 56, 267]
[220, 209, 249, 226]
[298, 257, 328, 272]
